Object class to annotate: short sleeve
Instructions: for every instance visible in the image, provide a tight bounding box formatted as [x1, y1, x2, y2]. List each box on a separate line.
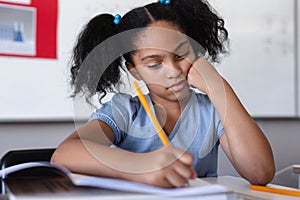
[89, 94, 138, 144]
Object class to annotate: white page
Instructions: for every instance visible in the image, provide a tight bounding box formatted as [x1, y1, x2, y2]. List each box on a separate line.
[7, 178, 233, 200]
[71, 173, 228, 196]
[0, 162, 70, 178]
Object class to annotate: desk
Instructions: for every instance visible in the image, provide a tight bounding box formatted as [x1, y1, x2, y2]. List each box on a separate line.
[203, 176, 300, 200]
[2, 176, 300, 200]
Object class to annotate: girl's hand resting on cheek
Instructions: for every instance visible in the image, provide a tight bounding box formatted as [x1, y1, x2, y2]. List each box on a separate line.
[187, 58, 223, 96]
[130, 145, 197, 188]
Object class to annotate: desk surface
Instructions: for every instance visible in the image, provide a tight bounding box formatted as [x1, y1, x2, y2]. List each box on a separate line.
[203, 176, 300, 200]
[1, 176, 299, 200]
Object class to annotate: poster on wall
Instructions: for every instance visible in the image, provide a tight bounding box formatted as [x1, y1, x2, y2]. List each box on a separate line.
[0, 0, 57, 59]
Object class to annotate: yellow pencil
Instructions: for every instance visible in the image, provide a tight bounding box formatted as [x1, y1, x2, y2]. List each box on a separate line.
[132, 81, 170, 146]
[250, 184, 300, 197]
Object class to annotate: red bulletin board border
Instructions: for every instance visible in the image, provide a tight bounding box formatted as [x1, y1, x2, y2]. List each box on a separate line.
[0, 0, 58, 59]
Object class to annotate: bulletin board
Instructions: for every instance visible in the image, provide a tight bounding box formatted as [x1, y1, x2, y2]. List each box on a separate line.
[0, 0, 57, 58]
[0, 0, 153, 122]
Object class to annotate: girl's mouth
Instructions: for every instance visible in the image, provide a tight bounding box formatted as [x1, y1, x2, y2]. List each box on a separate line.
[168, 80, 186, 92]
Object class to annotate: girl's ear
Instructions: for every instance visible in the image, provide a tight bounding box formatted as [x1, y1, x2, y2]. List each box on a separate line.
[125, 61, 142, 81]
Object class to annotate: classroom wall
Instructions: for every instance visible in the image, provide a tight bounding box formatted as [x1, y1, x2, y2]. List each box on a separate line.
[1, 119, 299, 182]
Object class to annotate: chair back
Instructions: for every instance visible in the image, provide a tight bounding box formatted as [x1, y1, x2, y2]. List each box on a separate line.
[0, 148, 55, 194]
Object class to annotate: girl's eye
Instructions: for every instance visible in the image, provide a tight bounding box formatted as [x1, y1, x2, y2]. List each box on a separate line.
[176, 51, 190, 60]
[147, 63, 162, 69]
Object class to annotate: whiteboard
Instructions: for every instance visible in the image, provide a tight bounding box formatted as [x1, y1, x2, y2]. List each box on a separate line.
[0, 0, 297, 121]
[0, 0, 153, 121]
[209, 0, 296, 117]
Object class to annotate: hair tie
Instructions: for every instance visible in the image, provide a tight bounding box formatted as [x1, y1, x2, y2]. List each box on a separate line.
[159, 0, 171, 5]
[113, 14, 121, 25]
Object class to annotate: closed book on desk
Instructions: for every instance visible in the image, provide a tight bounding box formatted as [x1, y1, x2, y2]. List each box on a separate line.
[1, 161, 235, 200]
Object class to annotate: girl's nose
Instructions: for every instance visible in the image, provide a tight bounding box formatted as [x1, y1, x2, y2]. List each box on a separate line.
[166, 61, 182, 78]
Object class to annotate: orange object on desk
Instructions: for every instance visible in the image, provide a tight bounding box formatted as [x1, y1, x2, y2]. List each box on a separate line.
[250, 184, 300, 197]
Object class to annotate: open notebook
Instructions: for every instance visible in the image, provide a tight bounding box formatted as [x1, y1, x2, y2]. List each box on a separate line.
[1, 161, 235, 200]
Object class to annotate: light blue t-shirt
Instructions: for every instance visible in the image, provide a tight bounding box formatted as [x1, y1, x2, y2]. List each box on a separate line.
[90, 90, 224, 177]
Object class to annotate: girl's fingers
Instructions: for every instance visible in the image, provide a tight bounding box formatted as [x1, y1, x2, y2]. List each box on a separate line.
[173, 159, 195, 179]
[165, 168, 189, 188]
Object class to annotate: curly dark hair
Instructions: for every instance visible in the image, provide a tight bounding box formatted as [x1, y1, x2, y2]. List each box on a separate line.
[70, 0, 228, 103]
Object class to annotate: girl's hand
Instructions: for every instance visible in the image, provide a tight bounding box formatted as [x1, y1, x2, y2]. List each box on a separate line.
[187, 58, 222, 96]
[129, 145, 197, 188]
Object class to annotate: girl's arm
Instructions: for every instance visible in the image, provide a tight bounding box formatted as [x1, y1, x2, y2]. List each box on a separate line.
[188, 58, 275, 185]
[51, 120, 196, 188]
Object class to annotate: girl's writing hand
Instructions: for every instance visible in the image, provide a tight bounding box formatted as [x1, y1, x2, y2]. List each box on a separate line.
[129, 145, 196, 188]
[187, 58, 222, 95]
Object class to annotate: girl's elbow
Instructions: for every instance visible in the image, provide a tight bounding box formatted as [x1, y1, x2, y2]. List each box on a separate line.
[50, 149, 61, 164]
[249, 165, 275, 186]
[50, 146, 67, 165]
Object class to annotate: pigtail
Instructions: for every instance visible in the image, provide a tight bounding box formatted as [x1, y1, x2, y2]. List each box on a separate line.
[173, 0, 229, 62]
[70, 14, 123, 103]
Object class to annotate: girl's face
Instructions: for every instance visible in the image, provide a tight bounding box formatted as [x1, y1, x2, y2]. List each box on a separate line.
[128, 21, 196, 103]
